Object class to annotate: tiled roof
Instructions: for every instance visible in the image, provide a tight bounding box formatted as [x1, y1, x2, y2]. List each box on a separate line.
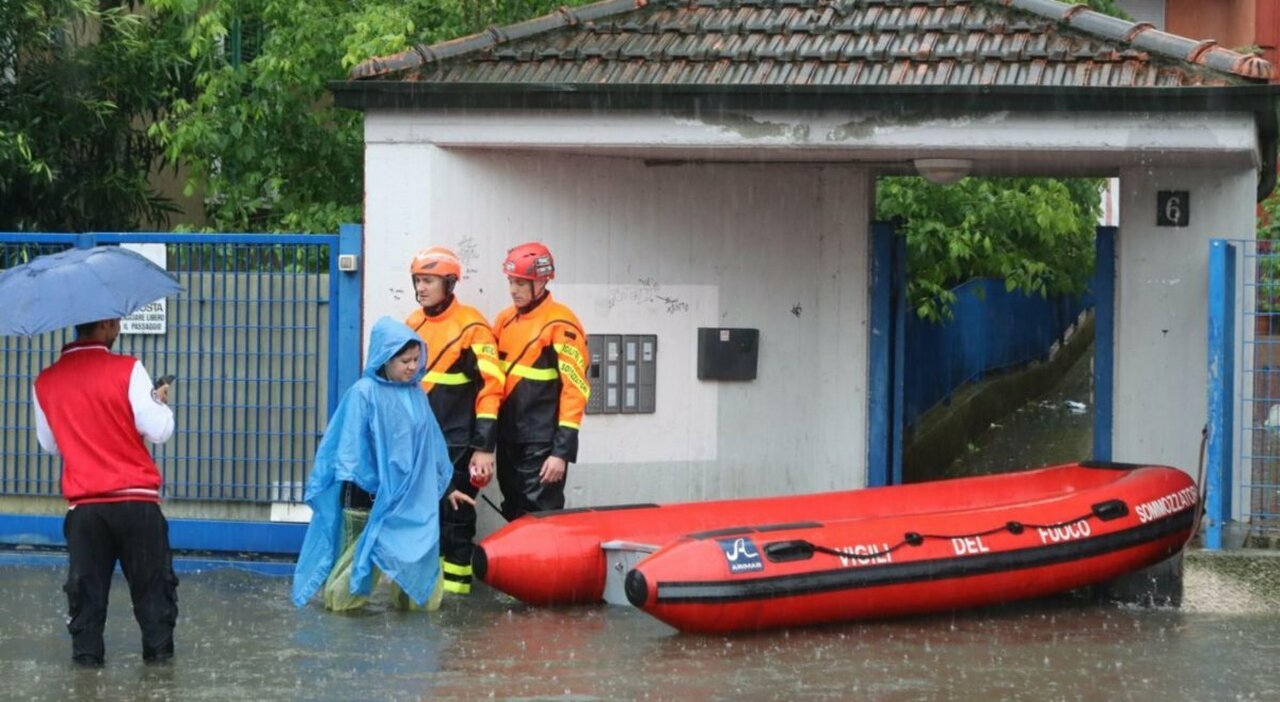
[351, 0, 1273, 88]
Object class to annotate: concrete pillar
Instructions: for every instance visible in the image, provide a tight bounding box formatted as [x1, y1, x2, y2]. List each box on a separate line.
[1112, 166, 1255, 474]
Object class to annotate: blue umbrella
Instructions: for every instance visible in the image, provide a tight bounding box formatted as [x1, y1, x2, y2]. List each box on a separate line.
[0, 245, 183, 337]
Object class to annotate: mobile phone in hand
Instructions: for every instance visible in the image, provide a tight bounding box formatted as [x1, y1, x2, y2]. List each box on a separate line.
[154, 374, 177, 389]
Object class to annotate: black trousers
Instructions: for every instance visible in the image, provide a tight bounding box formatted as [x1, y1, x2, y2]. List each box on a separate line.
[63, 501, 178, 664]
[439, 446, 480, 593]
[496, 443, 566, 521]
[341, 481, 374, 510]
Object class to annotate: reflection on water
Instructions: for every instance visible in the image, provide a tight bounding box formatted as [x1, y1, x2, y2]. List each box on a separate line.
[0, 561, 1277, 702]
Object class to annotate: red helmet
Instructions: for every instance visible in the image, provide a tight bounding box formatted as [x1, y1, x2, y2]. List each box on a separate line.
[502, 242, 555, 281]
[410, 246, 462, 280]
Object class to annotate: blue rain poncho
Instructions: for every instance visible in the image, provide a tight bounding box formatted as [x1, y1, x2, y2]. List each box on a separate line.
[291, 317, 453, 608]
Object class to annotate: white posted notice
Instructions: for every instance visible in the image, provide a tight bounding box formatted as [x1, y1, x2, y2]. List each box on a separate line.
[120, 243, 168, 335]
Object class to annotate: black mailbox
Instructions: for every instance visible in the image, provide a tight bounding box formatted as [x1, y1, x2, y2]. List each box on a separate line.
[697, 327, 759, 381]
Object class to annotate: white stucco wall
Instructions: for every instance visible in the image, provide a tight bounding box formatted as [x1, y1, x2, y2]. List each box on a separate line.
[361, 106, 1262, 526]
[1112, 166, 1257, 474]
[364, 136, 872, 508]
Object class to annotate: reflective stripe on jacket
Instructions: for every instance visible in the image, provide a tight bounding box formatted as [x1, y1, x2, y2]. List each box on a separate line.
[493, 292, 589, 461]
[406, 298, 503, 451]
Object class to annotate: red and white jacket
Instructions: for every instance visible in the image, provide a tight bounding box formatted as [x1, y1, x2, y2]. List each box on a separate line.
[32, 341, 174, 506]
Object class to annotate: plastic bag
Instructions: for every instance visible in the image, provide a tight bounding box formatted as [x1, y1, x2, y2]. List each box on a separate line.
[392, 568, 444, 612]
[323, 507, 443, 612]
[323, 509, 372, 612]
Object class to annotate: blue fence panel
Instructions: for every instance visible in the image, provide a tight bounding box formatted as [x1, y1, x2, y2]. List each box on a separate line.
[0, 237, 79, 496]
[1232, 239, 1280, 540]
[903, 278, 1094, 431]
[0, 232, 349, 504]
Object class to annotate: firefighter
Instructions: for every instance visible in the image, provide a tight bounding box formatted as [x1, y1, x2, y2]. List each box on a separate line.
[493, 242, 590, 520]
[405, 246, 503, 596]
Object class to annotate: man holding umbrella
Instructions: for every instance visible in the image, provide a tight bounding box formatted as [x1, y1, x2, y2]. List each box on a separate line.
[35, 319, 179, 666]
[2, 246, 183, 666]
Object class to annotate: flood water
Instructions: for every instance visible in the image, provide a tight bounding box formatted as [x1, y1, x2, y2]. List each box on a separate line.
[0, 559, 1276, 702]
[3, 345, 1278, 701]
[945, 345, 1095, 478]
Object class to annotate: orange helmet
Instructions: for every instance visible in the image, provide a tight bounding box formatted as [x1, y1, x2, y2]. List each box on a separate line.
[502, 242, 555, 281]
[410, 246, 462, 280]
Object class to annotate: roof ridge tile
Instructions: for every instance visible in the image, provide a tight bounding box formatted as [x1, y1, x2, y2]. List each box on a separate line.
[1004, 0, 1273, 80]
[353, 0, 1274, 87]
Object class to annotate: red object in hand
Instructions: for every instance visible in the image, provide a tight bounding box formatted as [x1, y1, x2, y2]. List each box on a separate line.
[470, 472, 491, 489]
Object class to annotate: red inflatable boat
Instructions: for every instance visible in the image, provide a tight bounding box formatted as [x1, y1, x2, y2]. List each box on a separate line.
[474, 461, 1195, 607]
[624, 462, 1197, 633]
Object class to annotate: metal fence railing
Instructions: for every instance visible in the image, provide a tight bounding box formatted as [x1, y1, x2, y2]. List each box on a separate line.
[0, 236, 78, 497]
[1205, 238, 1280, 548]
[0, 232, 350, 504]
[1232, 239, 1280, 541]
[1213, 239, 1280, 543]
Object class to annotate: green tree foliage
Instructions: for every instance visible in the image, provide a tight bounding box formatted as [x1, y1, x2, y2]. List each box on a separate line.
[149, 0, 592, 233]
[0, 0, 1132, 238]
[0, 0, 189, 231]
[1086, 0, 1130, 19]
[1255, 184, 1280, 313]
[872, 0, 1124, 322]
[877, 177, 1103, 322]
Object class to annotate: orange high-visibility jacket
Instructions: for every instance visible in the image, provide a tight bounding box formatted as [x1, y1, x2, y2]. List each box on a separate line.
[406, 298, 504, 451]
[493, 293, 589, 462]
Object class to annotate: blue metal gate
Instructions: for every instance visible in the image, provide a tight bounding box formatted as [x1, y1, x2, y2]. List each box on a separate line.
[1206, 238, 1280, 549]
[0, 229, 361, 506]
[869, 223, 1108, 488]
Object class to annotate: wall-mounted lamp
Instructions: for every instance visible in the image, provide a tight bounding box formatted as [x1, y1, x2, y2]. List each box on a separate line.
[914, 158, 973, 186]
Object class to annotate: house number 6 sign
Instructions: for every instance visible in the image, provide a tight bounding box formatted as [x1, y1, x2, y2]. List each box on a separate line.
[1157, 191, 1190, 227]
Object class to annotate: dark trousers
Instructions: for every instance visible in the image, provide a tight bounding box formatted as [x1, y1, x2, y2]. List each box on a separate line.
[341, 481, 374, 510]
[439, 446, 480, 594]
[63, 501, 178, 664]
[496, 442, 566, 521]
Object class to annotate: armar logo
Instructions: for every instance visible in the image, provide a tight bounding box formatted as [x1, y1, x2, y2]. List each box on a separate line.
[717, 537, 763, 574]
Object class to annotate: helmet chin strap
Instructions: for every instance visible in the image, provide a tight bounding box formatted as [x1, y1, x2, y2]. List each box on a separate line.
[518, 285, 549, 315]
[424, 293, 454, 317]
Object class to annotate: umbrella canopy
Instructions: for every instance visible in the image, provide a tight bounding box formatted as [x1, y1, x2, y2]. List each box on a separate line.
[0, 245, 183, 337]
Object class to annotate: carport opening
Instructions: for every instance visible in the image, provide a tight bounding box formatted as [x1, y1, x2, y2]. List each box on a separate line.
[873, 173, 1103, 483]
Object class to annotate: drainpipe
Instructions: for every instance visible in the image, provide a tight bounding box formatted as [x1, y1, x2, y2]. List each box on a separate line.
[1258, 102, 1279, 202]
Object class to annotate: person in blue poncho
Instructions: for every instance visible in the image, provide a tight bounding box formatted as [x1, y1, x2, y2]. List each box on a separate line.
[292, 317, 474, 611]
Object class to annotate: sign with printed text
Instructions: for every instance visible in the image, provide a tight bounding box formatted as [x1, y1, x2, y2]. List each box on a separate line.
[1156, 191, 1190, 227]
[120, 243, 168, 335]
[717, 537, 764, 574]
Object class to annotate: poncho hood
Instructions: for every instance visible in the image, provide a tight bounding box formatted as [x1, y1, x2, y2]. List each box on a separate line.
[364, 316, 427, 385]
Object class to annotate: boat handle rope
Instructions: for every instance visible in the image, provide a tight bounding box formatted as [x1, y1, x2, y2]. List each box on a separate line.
[766, 499, 1130, 564]
[1189, 424, 1208, 547]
